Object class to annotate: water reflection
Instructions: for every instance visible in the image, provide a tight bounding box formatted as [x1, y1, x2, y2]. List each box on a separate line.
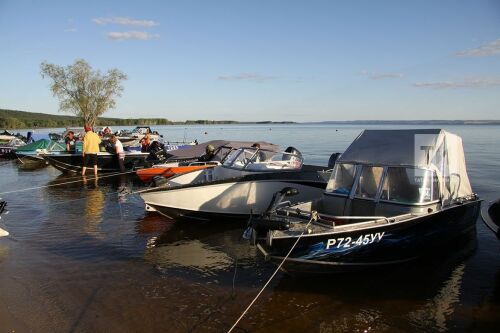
[0, 244, 9, 263]
[147, 239, 234, 275]
[144, 218, 260, 279]
[82, 176, 105, 238]
[253, 230, 478, 332]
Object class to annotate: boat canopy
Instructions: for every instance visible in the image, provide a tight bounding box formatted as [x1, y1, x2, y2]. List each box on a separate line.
[16, 139, 66, 152]
[163, 140, 280, 161]
[336, 129, 473, 203]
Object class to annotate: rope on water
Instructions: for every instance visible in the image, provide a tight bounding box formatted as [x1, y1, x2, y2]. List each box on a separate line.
[0, 170, 137, 196]
[227, 211, 318, 333]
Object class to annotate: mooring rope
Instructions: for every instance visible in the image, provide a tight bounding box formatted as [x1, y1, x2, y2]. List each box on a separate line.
[0, 170, 138, 196]
[227, 211, 318, 333]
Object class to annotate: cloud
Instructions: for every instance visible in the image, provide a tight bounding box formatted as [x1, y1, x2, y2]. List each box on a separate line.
[454, 38, 500, 57]
[106, 31, 160, 40]
[93, 16, 158, 27]
[218, 73, 278, 82]
[413, 77, 500, 89]
[360, 70, 404, 80]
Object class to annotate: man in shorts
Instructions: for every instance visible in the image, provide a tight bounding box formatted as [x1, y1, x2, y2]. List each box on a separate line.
[82, 125, 101, 176]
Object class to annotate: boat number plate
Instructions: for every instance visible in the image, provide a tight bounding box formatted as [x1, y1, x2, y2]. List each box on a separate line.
[326, 232, 385, 249]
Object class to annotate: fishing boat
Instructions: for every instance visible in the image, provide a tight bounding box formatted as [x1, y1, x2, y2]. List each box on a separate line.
[15, 138, 66, 165]
[137, 140, 279, 183]
[0, 137, 25, 159]
[41, 149, 150, 173]
[247, 129, 480, 274]
[481, 199, 500, 239]
[140, 146, 334, 220]
[0, 130, 17, 142]
[115, 126, 162, 147]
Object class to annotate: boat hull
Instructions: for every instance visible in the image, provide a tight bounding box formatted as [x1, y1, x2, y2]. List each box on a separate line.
[259, 200, 481, 274]
[481, 199, 500, 239]
[42, 152, 150, 173]
[143, 178, 327, 220]
[136, 165, 215, 183]
[0, 146, 16, 159]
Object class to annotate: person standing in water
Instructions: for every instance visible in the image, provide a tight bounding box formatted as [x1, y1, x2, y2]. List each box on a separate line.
[82, 125, 101, 176]
[110, 135, 125, 172]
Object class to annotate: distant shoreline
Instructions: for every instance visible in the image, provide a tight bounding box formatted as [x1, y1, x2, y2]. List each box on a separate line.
[1, 108, 499, 129]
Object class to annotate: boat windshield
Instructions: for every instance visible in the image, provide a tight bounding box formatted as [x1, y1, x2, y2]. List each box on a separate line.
[222, 148, 303, 171]
[132, 127, 151, 135]
[326, 163, 440, 204]
[326, 163, 356, 195]
[380, 167, 439, 204]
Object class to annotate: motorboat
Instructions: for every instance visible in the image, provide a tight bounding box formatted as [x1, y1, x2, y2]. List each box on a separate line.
[41, 149, 150, 173]
[247, 129, 481, 274]
[140, 146, 334, 220]
[137, 140, 279, 183]
[0, 137, 25, 159]
[0, 130, 17, 142]
[15, 139, 66, 164]
[115, 126, 162, 147]
[481, 199, 500, 239]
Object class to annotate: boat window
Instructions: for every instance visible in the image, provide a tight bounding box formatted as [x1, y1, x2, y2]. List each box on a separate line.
[222, 147, 303, 170]
[380, 168, 438, 204]
[223, 149, 256, 168]
[354, 166, 384, 199]
[326, 163, 356, 195]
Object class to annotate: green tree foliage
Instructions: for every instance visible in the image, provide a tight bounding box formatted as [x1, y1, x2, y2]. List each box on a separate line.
[40, 59, 127, 127]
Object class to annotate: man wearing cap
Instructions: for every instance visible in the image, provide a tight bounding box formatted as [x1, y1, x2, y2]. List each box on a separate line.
[82, 125, 101, 176]
[198, 144, 220, 162]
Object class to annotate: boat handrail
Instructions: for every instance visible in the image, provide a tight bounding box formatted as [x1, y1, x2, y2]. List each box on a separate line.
[319, 215, 387, 220]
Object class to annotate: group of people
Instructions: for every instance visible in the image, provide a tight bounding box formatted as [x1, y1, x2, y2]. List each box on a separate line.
[67, 125, 126, 176]
[72, 126, 264, 177]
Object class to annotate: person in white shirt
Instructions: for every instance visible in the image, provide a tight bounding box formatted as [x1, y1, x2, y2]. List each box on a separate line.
[110, 135, 125, 172]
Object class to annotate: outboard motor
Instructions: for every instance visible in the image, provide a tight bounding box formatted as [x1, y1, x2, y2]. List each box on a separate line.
[147, 141, 168, 163]
[328, 152, 341, 168]
[264, 187, 299, 215]
[282, 146, 302, 161]
[243, 187, 299, 242]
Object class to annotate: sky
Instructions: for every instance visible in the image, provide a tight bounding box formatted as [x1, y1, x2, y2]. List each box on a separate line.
[0, 0, 499, 122]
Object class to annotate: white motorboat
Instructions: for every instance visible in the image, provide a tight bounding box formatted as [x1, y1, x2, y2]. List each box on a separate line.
[140, 146, 333, 220]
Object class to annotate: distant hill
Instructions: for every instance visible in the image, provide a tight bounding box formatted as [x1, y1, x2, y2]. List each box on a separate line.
[0, 109, 296, 129]
[0, 109, 176, 129]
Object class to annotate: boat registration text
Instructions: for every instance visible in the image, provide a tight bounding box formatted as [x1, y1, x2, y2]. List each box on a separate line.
[325, 232, 385, 249]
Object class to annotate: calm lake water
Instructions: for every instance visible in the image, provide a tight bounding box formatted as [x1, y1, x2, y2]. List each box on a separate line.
[0, 124, 499, 332]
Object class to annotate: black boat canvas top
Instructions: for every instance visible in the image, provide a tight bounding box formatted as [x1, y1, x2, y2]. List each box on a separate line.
[337, 129, 473, 203]
[164, 140, 280, 161]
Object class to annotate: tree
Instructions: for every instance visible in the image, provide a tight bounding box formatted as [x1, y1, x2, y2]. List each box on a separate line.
[40, 59, 127, 127]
